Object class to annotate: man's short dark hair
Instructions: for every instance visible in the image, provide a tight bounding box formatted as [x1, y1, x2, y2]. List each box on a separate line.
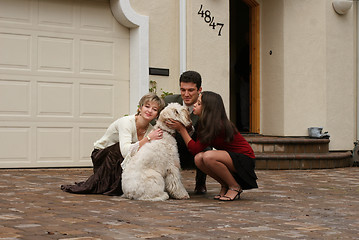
[179, 70, 202, 89]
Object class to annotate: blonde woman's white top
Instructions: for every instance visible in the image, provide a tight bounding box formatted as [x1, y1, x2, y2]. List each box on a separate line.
[93, 115, 153, 159]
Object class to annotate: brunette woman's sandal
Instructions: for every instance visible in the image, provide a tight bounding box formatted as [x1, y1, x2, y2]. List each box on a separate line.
[219, 188, 243, 201]
[213, 194, 222, 200]
[214, 186, 228, 200]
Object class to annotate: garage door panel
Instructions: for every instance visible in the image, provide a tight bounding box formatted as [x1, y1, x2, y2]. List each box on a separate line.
[117, 81, 130, 116]
[117, 38, 130, 78]
[79, 128, 106, 162]
[38, 0, 75, 28]
[37, 127, 73, 162]
[80, 40, 114, 75]
[0, 0, 32, 25]
[0, 33, 31, 70]
[0, 79, 30, 116]
[79, 83, 114, 118]
[38, 36, 74, 72]
[0, 127, 30, 163]
[37, 82, 74, 117]
[80, 0, 113, 32]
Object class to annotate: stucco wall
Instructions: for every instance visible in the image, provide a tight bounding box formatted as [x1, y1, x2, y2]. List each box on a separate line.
[325, 0, 356, 150]
[261, 0, 356, 150]
[130, 0, 229, 110]
[187, 0, 230, 110]
[283, 0, 327, 136]
[261, 0, 285, 135]
[129, 0, 356, 150]
[130, 0, 180, 95]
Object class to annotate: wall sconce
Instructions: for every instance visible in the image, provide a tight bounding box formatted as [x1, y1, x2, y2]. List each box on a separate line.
[332, 0, 353, 15]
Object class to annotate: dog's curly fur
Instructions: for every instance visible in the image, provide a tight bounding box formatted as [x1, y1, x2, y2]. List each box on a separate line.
[121, 103, 191, 201]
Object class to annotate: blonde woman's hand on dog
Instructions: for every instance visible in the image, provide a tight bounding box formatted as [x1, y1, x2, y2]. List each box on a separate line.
[148, 128, 163, 141]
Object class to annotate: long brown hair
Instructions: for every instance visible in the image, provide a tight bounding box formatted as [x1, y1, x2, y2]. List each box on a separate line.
[197, 91, 238, 144]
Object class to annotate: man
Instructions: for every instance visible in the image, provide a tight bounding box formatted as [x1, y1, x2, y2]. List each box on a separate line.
[164, 70, 207, 194]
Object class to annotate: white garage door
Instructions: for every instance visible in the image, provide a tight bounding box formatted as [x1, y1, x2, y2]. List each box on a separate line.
[0, 0, 130, 168]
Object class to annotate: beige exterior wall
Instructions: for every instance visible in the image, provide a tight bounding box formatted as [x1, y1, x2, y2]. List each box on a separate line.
[261, 0, 285, 135]
[261, 0, 356, 150]
[130, 0, 180, 94]
[325, 1, 356, 150]
[187, 0, 230, 109]
[131, 0, 356, 150]
[283, 0, 327, 136]
[131, 0, 230, 109]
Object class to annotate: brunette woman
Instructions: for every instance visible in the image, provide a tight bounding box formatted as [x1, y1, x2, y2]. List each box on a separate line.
[167, 91, 257, 201]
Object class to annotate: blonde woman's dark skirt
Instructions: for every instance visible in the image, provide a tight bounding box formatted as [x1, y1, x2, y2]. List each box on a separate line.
[61, 143, 124, 195]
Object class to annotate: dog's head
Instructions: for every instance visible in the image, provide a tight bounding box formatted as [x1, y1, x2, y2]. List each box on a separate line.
[157, 103, 192, 129]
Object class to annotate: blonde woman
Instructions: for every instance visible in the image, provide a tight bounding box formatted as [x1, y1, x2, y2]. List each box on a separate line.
[61, 93, 165, 195]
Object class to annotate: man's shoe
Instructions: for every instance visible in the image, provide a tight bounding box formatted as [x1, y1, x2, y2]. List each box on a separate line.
[194, 184, 207, 194]
[195, 169, 206, 194]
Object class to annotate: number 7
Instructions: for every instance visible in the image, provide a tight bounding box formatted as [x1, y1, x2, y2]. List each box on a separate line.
[217, 23, 224, 36]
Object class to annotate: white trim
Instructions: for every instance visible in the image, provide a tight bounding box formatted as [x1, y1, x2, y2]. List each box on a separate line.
[180, 0, 187, 74]
[110, 0, 149, 114]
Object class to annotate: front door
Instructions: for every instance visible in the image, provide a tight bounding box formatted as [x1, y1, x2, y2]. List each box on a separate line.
[230, 0, 260, 133]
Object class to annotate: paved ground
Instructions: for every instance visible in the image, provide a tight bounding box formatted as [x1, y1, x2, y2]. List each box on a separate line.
[0, 167, 359, 240]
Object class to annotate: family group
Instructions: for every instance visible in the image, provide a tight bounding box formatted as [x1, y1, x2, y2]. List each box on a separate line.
[61, 71, 258, 201]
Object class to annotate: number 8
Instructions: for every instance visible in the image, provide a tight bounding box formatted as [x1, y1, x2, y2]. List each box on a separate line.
[204, 10, 212, 23]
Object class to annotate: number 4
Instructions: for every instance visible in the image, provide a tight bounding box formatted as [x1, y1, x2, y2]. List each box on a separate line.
[209, 17, 215, 29]
[198, 4, 204, 17]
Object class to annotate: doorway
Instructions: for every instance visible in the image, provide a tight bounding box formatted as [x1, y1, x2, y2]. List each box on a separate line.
[230, 0, 260, 133]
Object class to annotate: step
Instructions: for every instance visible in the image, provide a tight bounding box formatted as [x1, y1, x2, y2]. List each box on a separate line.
[254, 151, 353, 170]
[244, 135, 329, 154]
[242, 135, 353, 169]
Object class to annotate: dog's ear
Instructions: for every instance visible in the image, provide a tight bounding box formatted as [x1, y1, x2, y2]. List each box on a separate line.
[158, 113, 166, 122]
[182, 108, 191, 123]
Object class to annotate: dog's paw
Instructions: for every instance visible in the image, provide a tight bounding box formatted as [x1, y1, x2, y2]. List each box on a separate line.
[178, 196, 190, 200]
[176, 193, 190, 200]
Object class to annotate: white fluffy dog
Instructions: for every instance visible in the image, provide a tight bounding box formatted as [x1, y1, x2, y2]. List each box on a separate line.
[121, 103, 191, 201]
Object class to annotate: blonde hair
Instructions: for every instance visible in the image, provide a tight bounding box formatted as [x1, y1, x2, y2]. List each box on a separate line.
[136, 93, 165, 116]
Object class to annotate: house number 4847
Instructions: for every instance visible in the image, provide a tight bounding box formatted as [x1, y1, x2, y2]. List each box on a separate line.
[198, 4, 224, 36]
